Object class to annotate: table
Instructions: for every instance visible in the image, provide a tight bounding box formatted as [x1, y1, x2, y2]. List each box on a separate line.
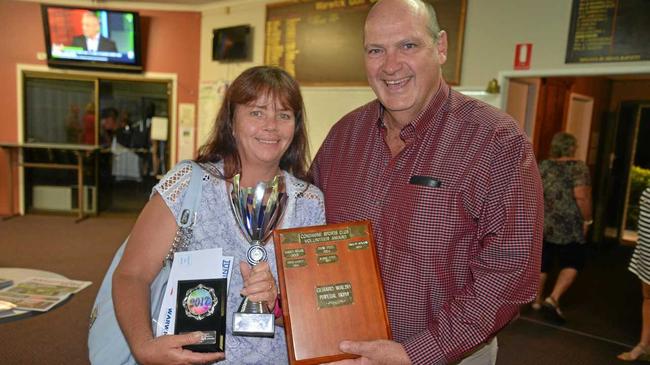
[0, 142, 99, 222]
[0, 268, 68, 324]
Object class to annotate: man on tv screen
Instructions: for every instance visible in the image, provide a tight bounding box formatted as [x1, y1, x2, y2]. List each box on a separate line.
[71, 11, 117, 52]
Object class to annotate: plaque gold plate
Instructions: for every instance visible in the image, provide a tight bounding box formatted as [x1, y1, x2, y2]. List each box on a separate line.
[273, 220, 391, 365]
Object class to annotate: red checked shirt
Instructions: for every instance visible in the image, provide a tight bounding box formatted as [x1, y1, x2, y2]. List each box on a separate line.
[311, 81, 543, 365]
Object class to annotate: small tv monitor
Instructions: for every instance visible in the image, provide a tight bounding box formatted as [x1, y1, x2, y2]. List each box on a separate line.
[213, 25, 251, 61]
[41, 4, 142, 72]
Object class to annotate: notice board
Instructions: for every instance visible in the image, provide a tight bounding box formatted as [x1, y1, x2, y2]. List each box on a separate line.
[566, 0, 650, 63]
[265, 0, 466, 86]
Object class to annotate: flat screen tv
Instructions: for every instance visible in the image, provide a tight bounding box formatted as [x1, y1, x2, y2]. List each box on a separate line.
[213, 25, 251, 61]
[41, 4, 142, 72]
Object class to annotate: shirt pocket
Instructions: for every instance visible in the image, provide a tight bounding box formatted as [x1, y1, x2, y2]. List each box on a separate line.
[402, 183, 461, 238]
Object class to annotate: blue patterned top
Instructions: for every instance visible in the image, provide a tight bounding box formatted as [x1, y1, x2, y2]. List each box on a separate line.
[153, 160, 325, 364]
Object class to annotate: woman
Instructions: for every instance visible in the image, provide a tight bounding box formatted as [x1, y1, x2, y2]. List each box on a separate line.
[618, 187, 650, 361]
[112, 66, 325, 364]
[533, 132, 592, 323]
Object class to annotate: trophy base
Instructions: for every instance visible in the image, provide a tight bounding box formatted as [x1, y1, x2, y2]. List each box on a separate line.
[232, 312, 275, 337]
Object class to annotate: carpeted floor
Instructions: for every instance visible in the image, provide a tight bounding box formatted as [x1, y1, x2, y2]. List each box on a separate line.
[0, 215, 646, 364]
[0, 215, 135, 364]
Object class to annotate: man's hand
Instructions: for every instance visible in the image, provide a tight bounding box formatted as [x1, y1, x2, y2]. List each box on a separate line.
[323, 340, 411, 365]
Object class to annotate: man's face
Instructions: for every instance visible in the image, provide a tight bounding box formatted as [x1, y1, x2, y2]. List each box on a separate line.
[82, 14, 100, 39]
[364, 1, 447, 125]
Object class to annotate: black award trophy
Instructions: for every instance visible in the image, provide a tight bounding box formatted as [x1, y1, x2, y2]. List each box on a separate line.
[174, 278, 227, 352]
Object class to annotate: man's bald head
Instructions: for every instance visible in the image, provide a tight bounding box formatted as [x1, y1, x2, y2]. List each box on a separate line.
[366, 0, 441, 43]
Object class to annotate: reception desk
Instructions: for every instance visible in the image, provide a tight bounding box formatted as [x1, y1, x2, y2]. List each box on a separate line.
[0, 142, 99, 221]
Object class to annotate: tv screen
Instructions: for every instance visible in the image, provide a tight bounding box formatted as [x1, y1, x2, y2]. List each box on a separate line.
[213, 25, 251, 61]
[41, 5, 142, 72]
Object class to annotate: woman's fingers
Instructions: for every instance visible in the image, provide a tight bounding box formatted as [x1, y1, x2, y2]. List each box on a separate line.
[239, 261, 276, 303]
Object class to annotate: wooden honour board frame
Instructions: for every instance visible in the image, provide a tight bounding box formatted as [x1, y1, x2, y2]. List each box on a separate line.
[273, 220, 391, 364]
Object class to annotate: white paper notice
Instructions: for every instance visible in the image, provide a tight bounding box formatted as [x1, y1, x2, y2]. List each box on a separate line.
[198, 80, 228, 147]
[179, 103, 195, 128]
[150, 117, 169, 141]
[154, 248, 234, 336]
[177, 126, 195, 161]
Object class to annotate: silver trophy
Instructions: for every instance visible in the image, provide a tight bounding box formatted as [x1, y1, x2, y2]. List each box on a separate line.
[229, 173, 287, 337]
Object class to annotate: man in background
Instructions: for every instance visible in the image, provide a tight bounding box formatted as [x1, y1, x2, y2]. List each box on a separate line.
[72, 11, 117, 52]
[311, 0, 543, 364]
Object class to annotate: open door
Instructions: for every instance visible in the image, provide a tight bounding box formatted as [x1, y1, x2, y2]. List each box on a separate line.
[604, 102, 650, 244]
[565, 93, 594, 162]
[506, 78, 540, 140]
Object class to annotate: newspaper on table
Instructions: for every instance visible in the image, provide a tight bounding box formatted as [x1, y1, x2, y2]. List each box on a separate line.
[0, 278, 13, 290]
[0, 299, 17, 317]
[0, 277, 92, 312]
[154, 247, 234, 337]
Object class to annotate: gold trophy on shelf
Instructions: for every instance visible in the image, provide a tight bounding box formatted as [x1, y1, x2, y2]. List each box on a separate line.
[228, 173, 287, 337]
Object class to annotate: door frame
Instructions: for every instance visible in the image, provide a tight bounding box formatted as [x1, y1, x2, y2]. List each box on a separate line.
[565, 92, 595, 162]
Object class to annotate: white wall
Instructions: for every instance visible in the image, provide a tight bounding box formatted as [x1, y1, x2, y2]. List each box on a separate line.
[198, 0, 650, 155]
[199, 0, 375, 156]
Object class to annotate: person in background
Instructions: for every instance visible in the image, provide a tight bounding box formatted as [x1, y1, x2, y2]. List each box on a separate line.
[114, 109, 133, 148]
[310, 0, 543, 363]
[99, 107, 119, 148]
[109, 66, 325, 364]
[533, 132, 592, 323]
[72, 11, 117, 52]
[81, 102, 96, 145]
[618, 186, 650, 361]
[65, 104, 82, 143]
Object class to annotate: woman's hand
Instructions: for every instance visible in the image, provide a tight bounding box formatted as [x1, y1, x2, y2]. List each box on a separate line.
[239, 261, 278, 310]
[134, 331, 225, 365]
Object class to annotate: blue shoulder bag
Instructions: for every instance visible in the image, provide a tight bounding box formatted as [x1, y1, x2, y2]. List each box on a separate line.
[88, 161, 204, 365]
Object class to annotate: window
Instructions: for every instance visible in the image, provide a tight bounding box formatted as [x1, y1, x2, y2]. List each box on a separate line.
[22, 72, 172, 213]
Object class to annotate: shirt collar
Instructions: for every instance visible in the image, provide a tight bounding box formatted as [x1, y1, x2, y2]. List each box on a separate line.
[373, 80, 450, 140]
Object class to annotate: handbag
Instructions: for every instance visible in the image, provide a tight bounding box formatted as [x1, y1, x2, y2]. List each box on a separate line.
[88, 161, 204, 365]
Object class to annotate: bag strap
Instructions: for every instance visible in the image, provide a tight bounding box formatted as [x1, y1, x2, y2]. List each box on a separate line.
[176, 160, 204, 228]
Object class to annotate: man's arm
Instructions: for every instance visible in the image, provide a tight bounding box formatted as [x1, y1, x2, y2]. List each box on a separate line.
[400, 131, 544, 364]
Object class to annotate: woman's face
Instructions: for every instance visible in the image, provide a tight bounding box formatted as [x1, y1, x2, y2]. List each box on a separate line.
[233, 93, 296, 172]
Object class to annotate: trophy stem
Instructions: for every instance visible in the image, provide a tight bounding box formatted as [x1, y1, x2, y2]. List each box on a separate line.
[237, 297, 270, 314]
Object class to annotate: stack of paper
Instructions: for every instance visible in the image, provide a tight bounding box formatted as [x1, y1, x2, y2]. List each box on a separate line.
[0, 300, 17, 318]
[0, 278, 13, 290]
[0, 277, 91, 312]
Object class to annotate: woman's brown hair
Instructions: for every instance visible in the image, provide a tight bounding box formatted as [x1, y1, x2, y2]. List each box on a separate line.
[196, 66, 310, 181]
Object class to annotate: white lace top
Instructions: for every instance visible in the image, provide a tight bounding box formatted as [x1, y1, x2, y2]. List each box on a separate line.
[153, 160, 325, 364]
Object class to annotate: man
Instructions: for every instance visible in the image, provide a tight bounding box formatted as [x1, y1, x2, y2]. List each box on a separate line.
[311, 0, 543, 364]
[71, 11, 117, 52]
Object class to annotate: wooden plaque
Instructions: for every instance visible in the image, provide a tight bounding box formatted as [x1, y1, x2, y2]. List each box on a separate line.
[272, 221, 391, 365]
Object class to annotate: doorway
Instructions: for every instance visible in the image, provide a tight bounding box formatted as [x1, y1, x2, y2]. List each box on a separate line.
[98, 79, 171, 213]
[606, 103, 650, 243]
[21, 71, 173, 216]
[503, 73, 650, 245]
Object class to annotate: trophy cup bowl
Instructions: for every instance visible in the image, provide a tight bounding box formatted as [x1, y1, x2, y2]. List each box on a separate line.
[229, 173, 287, 337]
